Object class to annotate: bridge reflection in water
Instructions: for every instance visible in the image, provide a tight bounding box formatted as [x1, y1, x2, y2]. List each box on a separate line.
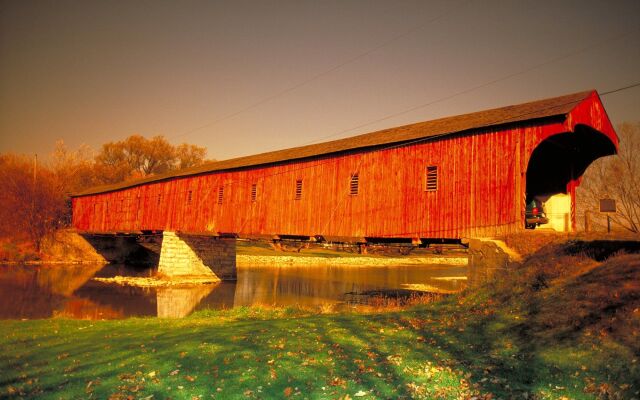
[0, 263, 467, 319]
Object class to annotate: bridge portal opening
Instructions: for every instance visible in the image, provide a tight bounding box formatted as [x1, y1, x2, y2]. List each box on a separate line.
[525, 125, 617, 231]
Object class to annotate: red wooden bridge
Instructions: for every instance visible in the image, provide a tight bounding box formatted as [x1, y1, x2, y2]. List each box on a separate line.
[72, 90, 617, 245]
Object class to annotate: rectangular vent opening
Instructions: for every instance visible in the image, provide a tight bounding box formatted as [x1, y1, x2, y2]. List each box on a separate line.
[350, 173, 359, 196]
[187, 190, 193, 205]
[217, 186, 224, 204]
[295, 179, 303, 200]
[251, 183, 257, 202]
[157, 194, 162, 206]
[426, 166, 438, 192]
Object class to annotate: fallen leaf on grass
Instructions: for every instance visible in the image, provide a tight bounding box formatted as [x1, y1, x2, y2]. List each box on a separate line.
[330, 377, 347, 387]
[284, 387, 293, 397]
[119, 374, 135, 382]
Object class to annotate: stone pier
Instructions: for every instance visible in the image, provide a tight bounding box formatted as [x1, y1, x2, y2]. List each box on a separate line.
[81, 231, 237, 281]
[157, 231, 237, 280]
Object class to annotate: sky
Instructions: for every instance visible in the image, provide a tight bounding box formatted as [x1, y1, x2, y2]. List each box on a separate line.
[1, 0, 639, 162]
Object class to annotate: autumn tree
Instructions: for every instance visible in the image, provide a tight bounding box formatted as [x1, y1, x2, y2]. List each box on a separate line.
[577, 122, 640, 233]
[175, 143, 207, 170]
[0, 135, 209, 255]
[95, 135, 207, 184]
[51, 140, 101, 194]
[0, 154, 67, 251]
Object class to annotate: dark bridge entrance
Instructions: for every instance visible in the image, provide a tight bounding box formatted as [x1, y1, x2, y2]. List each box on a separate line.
[526, 124, 617, 231]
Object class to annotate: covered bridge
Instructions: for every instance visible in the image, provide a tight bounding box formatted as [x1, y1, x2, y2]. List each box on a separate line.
[72, 90, 617, 245]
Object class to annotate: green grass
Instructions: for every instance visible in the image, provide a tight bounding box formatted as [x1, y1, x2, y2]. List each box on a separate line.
[1, 244, 639, 399]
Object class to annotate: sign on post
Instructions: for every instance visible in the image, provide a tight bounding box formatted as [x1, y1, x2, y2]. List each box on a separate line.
[599, 199, 616, 213]
[599, 198, 616, 233]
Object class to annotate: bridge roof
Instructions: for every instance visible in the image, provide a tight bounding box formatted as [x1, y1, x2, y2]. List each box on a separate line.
[73, 90, 594, 197]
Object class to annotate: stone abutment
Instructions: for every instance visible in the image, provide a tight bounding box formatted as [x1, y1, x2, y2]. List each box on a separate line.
[81, 231, 237, 281]
[158, 232, 236, 280]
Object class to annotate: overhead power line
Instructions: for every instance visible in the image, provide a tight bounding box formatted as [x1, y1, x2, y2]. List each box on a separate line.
[301, 27, 639, 146]
[169, 0, 472, 141]
[600, 82, 640, 96]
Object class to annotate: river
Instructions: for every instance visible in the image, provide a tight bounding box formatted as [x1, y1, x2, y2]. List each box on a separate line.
[0, 262, 467, 319]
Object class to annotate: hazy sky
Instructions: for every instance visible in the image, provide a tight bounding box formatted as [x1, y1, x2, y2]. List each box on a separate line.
[1, 0, 639, 161]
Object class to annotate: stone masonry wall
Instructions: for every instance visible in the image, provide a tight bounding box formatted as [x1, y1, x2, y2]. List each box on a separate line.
[179, 234, 237, 280]
[158, 231, 237, 280]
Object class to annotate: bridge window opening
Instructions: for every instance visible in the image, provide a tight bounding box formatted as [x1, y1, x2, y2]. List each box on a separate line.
[217, 186, 224, 204]
[350, 173, 359, 195]
[251, 184, 257, 202]
[187, 190, 193, 205]
[425, 166, 438, 191]
[295, 180, 303, 200]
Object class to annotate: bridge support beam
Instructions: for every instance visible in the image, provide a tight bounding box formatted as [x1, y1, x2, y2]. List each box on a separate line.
[158, 231, 237, 281]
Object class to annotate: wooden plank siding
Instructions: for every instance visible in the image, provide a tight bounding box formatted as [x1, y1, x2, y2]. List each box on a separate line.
[72, 92, 618, 239]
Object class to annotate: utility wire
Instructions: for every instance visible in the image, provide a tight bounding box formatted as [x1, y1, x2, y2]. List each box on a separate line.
[600, 82, 640, 96]
[169, 0, 472, 141]
[301, 28, 639, 146]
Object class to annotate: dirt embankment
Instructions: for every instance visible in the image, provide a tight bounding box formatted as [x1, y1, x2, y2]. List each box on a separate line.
[484, 237, 640, 349]
[500, 230, 640, 258]
[1, 230, 107, 264]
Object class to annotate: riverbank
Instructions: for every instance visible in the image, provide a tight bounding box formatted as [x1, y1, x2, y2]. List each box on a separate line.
[1, 239, 638, 399]
[0, 230, 107, 264]
[236, 254, 467, 267]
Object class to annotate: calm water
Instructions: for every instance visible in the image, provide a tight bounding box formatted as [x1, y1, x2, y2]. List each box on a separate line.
[0, 262, 467, 319]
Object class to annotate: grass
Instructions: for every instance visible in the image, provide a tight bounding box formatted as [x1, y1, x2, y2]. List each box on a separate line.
[1, 241, 639, 399]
